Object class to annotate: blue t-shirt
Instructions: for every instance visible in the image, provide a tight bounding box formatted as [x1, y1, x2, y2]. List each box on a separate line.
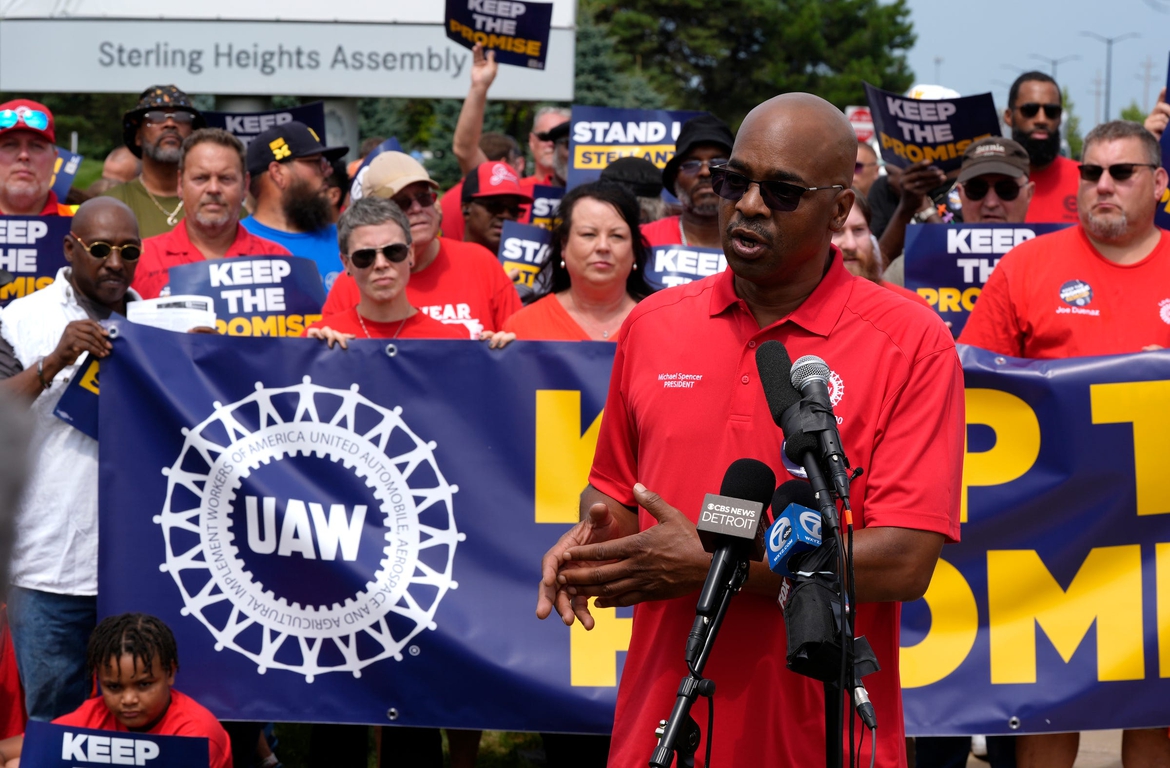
[241, 218, 342, 291]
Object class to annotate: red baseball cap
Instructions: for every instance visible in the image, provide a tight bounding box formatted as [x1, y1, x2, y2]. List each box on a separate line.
[0, 99, 55, 144]
[461, 161, 534, 203]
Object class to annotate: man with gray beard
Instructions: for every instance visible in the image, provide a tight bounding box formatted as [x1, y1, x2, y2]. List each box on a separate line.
[641, 114, 732, 249]
[133, 129, 291, 299]
[102, 85, 205, 238]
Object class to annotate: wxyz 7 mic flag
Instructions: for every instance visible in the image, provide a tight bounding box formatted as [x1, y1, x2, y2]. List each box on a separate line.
[98, 321, 618, 730]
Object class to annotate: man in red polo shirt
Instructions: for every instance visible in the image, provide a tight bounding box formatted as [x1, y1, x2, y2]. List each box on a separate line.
[1004, 72, 1079, 224]
[133, 129, 290, 299]
[960, 121, 1170, 766]
[0, 100, 73, 217]
[537, 94, 963, 767]
[323, 152, 521, 338]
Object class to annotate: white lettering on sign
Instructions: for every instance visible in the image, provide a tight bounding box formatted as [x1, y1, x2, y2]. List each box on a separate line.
[955, 258, 999, 284]
[220, 287, 287, 314]
[208, 258, 293, 287]
[0, 219, 49, 244]
[885, 97, 957, 121]
[572, 121, 678, 144]
[61, 732, 161, 765]
[501, 237, 549, 264]
[946, 228, 1037, 255]
[531, 197, 560, 217]
[468, 0, 527, 16]
[223, 112, 294, 134]
[245, 496, 367, 561]
[0, 249, 37, 272]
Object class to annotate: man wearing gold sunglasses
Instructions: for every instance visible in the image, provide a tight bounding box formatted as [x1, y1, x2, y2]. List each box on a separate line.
[0, 197, 140, 722]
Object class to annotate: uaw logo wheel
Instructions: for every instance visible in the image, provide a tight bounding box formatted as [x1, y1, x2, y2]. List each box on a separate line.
[828, 371, 845, 407]
[156, 377, 463, 682]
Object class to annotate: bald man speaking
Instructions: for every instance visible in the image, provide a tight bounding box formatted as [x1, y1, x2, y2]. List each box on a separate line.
[537, 94, 964, 767]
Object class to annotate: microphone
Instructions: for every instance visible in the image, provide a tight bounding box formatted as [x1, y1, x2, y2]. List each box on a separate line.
[686, 459, 775, 665]
[790, 355, 852, 505]
[765, 480, 821, 578]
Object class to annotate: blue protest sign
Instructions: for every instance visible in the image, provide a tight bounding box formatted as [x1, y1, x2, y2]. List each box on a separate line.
[528, 184, 563, 228]
[567, 106, 704, 200]
[167, 255, 325, 337]
[904, 223, 1071, 335]
[203, 102, 327, 150]
[498, 220, 551, 291]
[864, 83, 1001, 172]
[0, 215, 72, 308]
[20, 720, 208, 768]
[348, 138, 406, 202]
[53, 352, 101, 440]
[51, 147, 83, 201]
[444, 0, 553, 70]
[644, 245, 726, 292]
[1156, 54, 1170, 231]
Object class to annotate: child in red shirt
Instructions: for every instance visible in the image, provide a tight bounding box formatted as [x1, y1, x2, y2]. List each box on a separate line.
[0, 613, 232, 768]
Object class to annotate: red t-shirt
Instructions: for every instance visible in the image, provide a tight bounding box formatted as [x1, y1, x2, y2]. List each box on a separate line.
[502, 294, 591, 341]
[1025, 155, 1080, 223]
[54, 690, 232, 768]
[0, 611, 24, 739]
[439, 183, 465, 242]
[958, 225, 1170, 358]
[591, 249, 963, 768]
[322, 238, 521, 338]
[640, 215, 683, 247]
[0, 191, 73, 216]
[881, 280, 935, 310]
[133, 221, 292, 300]
[304, 307, 468, 339]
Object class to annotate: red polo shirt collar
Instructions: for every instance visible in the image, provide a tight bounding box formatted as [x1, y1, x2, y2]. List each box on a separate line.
[160, 220, 266, 257]
[708, 244, 853, 337]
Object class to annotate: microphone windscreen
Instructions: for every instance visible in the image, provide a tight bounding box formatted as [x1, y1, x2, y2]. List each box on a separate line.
[755, 341, 802, 426]
[720, 458, 776, 516]
[771, 480, 817, 515]
[784, 430, 820, 467]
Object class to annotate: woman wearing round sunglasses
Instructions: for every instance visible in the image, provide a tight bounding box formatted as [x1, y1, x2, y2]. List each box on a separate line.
[304, 198, 466, 347]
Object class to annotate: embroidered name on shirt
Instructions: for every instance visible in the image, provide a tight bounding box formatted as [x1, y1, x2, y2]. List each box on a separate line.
[659, 372, 703, 389]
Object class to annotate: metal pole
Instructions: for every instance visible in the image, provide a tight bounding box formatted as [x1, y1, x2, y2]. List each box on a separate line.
[1028, 54, 1080, 81]
[1080, 32, 1139, 122]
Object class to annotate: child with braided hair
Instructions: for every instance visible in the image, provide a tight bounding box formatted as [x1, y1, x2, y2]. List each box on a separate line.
[0, 613, 232, 768]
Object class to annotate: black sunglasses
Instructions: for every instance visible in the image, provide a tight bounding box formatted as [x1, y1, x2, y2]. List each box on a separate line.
[143, 110, 197, 125]
[474, 198, 525, 218]
[678, 158, 728, 175]
[69, 233, 141, 262]
[350, 242, 410, 269]
[1016, 103, 1062, 120]
[391, 190, 437, 211]
[962, 177, 1023, 202]
[1078, 163, 1160, 183]
[709, 165, 844, 212]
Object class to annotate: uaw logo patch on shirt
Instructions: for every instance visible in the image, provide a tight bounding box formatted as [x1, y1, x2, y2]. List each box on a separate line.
[1159, 298, 1170, 325]
[157, 377, 463, 681]
[1057, 279, 1100, 316]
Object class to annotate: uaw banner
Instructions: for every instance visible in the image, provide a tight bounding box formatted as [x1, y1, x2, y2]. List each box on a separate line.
[51, 147, 83, 202]
[904, 223, 1071, 335]
[528, 184, 563, 228]
[20, 721, 207, 768]
[0, 215, 71, 307]
[864, 83, 1001, 172]
[445, 0, 553, 70]
[167, 255, 325, 337]
[53, 352, 101, 441]
[645, 245, 726, 292]
[1156, 54, 1170, 231]
[567, 106, 704, 198]
[203, 102, 327, 149]
[498, 220, 551, 290]
[902, 345, 1170, 735]
[99, 323, 619, 730]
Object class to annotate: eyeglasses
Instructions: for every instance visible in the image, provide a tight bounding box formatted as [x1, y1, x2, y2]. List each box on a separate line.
[69, 233, 141, 262]
[293, 155, 330, 174]
[962, 177, 1024, 202]
[391, 190, 437, 211]
[709, 165, 844, 212]
[143, 110, 196, 125]
[0, 109, 50, 132]
[1078, 163, 1160, 183]
[350, 242, 410, 269]
[474, 198, 525, 218]
[678, 158, 728, 175]
[1016, 103, 1062, 120]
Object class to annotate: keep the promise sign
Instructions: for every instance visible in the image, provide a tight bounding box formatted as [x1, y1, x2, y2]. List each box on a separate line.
[0, 215, 71, 308]
[19, 720, 208, 768]
[644, 245, 726, 292]
[203, 102, 327, 149]
[445, 0, 553, 70]
[864, 83, 1001, 172]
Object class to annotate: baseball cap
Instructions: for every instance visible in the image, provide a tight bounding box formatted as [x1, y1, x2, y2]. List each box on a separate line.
[360, 152, 439, 199]
[0, 99, 55, 144]
[958, 137, 1030, 183]
[461, 161, 534, 203]
[247, 121, 349, 176]
[536, 121, 570, 143]
[600, 156, 663, 198]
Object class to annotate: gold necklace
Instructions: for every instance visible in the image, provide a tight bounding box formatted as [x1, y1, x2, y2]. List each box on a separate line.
[357, 311, 407, 339]
[139, 179, 184, 226]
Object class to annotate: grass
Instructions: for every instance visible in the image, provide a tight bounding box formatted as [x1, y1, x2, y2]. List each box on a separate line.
[72, 157, 104, 192]
[268, 725, 546, 768]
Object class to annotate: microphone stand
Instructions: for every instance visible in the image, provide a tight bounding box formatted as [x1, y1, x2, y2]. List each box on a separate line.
[649, 553, 750, 768]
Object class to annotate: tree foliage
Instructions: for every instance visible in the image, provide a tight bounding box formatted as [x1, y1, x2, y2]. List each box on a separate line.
[1119, 101, 1147, 125]
[0, 91, 139, 160]
[584, 0, 916, 127]
[1062, 87, 1084, 160]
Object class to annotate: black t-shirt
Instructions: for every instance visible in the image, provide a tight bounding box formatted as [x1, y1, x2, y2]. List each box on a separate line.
[867, 175, 900, 239]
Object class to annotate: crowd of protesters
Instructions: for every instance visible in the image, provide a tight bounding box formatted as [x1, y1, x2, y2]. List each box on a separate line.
[0, 38, 1169, 768]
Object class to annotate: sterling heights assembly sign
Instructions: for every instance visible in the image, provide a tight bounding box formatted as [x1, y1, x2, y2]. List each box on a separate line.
[0, 0, 575, 100]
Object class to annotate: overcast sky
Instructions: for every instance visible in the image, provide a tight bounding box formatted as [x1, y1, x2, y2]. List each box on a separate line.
[901, 0, 1168, 130]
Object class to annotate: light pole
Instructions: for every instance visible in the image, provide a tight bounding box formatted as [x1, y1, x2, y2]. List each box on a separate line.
[1080, 32, 1139, 121]
[1028, 54, 1080, 80]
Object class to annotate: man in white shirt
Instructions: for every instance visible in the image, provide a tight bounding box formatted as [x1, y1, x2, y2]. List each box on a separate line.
[0, 197, 141, 720]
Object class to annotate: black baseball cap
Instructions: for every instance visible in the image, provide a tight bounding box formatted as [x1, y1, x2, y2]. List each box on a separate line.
[600, 156, 663, 198]
[246, 121, 349, 176]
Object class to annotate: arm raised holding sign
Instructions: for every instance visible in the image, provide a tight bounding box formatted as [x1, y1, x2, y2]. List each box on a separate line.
[452, 44, 500, 175]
